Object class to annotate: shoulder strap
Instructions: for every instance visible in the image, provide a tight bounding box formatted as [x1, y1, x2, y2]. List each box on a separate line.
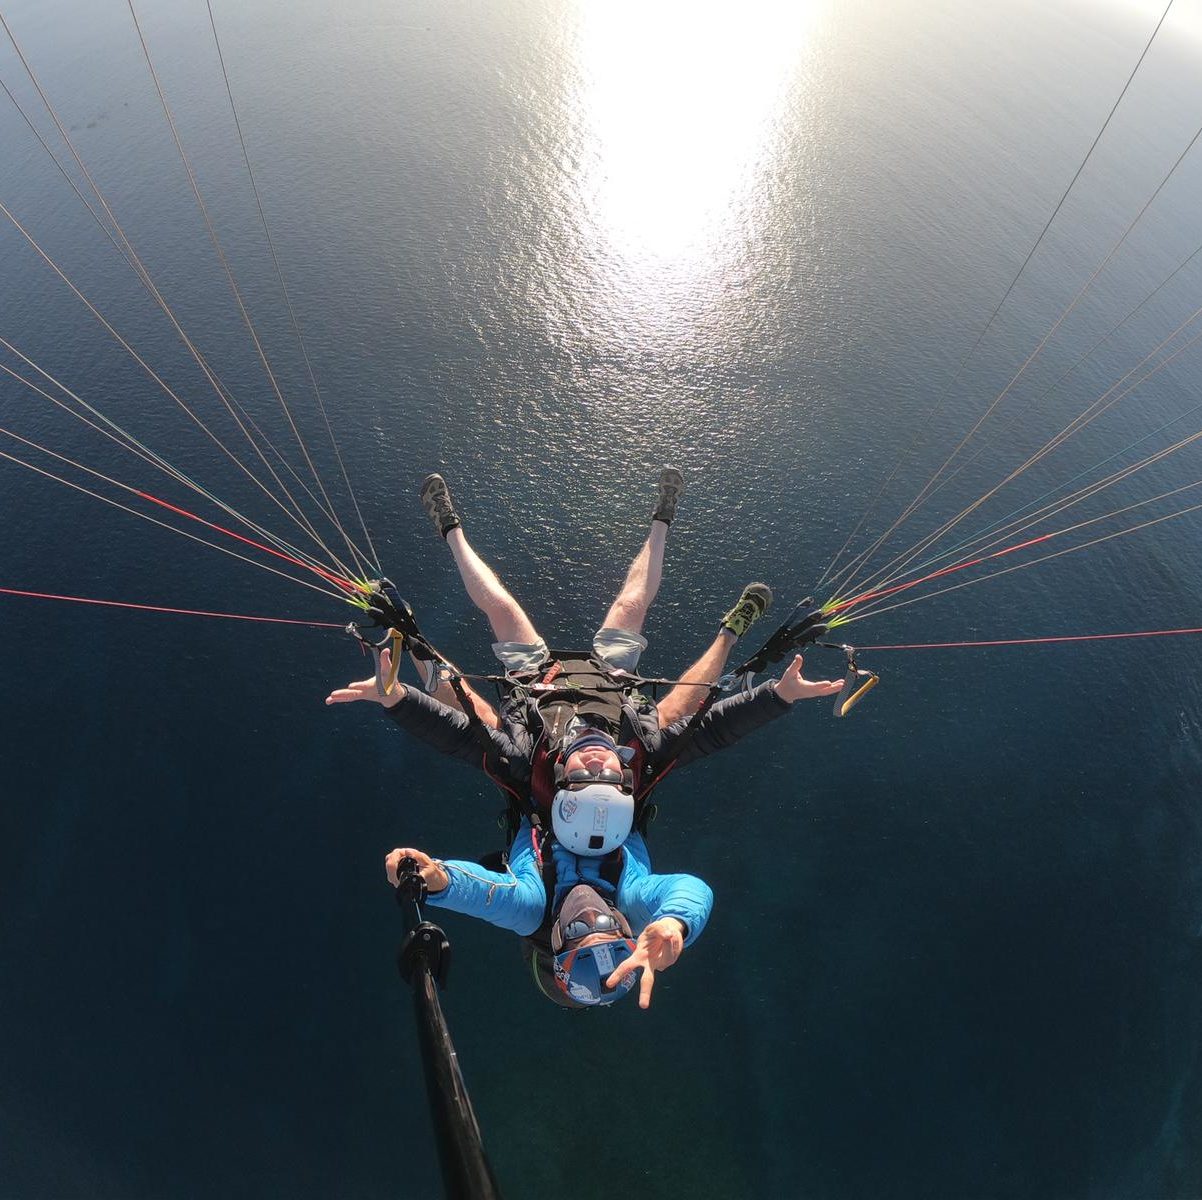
[532, 833, 625, 932]
[448, 673, 539, 828]
[534, 826, 558, 928]
[600, 846, 625, 890]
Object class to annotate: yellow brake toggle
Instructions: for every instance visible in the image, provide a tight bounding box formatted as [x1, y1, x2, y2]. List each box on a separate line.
[832, 645, 879, 718]
[383, 627, 405, 696]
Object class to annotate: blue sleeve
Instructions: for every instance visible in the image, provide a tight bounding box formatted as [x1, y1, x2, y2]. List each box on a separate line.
[617, 836, 713, 948]
[424, 825, 546, 937]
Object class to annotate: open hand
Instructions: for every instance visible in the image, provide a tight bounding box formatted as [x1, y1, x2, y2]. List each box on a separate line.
[774, 654, 841, 704]
[385, 847, 449, 893]
[326, 648, 404, 708]
[605, 917, 686, 1009]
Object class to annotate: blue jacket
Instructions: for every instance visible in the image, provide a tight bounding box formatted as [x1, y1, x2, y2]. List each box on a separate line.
[426, 818, 713, 947]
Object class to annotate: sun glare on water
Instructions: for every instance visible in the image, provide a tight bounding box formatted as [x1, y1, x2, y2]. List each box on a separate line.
[564, 0, 823, 340]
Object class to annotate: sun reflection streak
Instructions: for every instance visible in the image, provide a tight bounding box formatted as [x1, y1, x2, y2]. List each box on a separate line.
[565, 0, 822, 339]
[575, 1, 817, 258]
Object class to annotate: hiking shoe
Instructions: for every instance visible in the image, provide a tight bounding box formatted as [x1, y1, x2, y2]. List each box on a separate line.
[652, 467, 685, 525]
[419, 473, 462, 538]
[721, 582, 773, 637]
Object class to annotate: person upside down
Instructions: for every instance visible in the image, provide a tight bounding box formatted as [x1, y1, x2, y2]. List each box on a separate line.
[327, 469, 841, 1009]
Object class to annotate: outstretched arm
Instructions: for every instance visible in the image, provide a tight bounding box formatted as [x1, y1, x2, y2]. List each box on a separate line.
[385, 845, 545, 936]
[327, 649, 521, 770]
[325, 646, 409, 710]
[773, 653, 843, 703]
[655, 654, 841, 770]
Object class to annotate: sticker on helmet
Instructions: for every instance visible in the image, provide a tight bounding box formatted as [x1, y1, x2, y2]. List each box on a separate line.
[558, 796, 578, 820]
[592, 943, 616, 974]
[568, 979, 596, 1002]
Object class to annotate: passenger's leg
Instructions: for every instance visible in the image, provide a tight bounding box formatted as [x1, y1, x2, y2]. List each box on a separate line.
[421, 473, 547, 680]
[600, 520, 668, 636]
[422, 472, 542, 649]
[597, 467, 682, 637]
[655, 582, 773, 726]
[445, 526, 541, 645]
[586, 469, 684, 685]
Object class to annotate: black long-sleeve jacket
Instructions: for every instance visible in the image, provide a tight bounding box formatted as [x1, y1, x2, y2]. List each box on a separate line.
[384, 678, 794, 795]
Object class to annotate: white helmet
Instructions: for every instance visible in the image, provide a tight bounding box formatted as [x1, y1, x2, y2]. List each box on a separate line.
[552, 782, 635, 856]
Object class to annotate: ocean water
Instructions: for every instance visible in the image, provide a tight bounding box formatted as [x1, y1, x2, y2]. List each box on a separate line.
[2, 1, 1201, 1197]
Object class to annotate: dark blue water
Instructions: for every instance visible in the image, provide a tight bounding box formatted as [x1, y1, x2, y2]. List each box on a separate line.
[3, 1, 1201, 1197]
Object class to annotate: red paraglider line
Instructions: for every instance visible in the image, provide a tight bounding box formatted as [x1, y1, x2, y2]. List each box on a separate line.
[134, 489, 358, 593]
[859, 627, 1202, 650]
[828, 532, 1055, 614]
[0, 586, 344, 628]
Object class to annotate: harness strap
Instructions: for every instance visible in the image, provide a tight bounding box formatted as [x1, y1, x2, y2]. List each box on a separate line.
[533, 833, 625, 929]
[447, 673, 534, 820]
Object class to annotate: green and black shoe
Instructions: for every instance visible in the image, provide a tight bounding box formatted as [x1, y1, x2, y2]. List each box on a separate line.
[419, 473, 462, 538]
[721, 582, 773, 638]
[652, 467, 685, 525]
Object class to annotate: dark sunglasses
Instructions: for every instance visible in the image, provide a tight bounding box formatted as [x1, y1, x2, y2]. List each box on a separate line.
[562, 766, 625, 789]
[560, 909, 625, 943]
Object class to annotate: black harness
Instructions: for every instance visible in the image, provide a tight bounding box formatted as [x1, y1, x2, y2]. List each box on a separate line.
[347, 581, 878, 834]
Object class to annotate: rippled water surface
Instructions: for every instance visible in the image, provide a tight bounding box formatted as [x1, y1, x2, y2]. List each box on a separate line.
[2, 1, 1201, 1197]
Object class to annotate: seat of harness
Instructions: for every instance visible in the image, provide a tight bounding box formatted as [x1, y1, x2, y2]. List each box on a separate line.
[490, 651, 657, 839]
